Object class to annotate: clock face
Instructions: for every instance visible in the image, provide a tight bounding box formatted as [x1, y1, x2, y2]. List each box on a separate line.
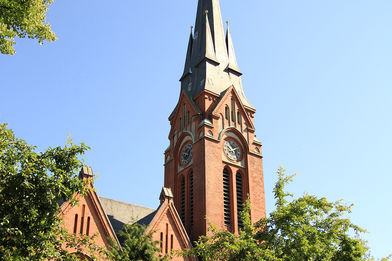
[181, 143, 193, 165]
[224, 140, 242, 161]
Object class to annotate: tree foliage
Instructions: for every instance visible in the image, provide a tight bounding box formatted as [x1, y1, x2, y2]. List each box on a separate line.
[109, 223, 168, 261]
[0, 0, 56, 55]
[0, 123, 104, 260]
[182, 166, 376, 261]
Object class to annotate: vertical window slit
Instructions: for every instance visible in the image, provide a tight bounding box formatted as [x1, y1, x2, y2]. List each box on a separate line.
[223, 168, 231, 227]
[86, 217, 90, 236]
[73, 214, 78, 234]
[165, 223, 169, 254]
[160, 232, 163, 252]
[170, 234, 174, 251]
[183, 104, 186, 129]
[231, 98, 236, 123]
[80, 204, 85, 234]
[225, 106, 230, 126]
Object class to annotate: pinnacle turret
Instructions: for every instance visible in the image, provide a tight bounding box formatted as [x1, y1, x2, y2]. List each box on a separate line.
[180, 28, 194, 81]
[226, 22, 242, 75]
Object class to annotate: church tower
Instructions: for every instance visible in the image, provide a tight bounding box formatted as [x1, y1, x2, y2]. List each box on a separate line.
[164, 0, 266, 242]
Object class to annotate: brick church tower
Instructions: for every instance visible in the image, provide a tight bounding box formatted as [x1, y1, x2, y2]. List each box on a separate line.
[164, 0, 266, 242]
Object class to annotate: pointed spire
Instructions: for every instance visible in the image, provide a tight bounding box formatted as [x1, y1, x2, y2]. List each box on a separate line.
[226, 21, 242, 75]
[192, 0, 228, 65]
[179, 0, 255, 110]
[180, 26, 194, 81]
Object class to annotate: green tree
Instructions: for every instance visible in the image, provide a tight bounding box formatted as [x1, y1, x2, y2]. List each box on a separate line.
[0, 0, 56, 55]
[0, 123, 105, 260]
[182, 166, 374, 261]
[110, 223, 168, 261]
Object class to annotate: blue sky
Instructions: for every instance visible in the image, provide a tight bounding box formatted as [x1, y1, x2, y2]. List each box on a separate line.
[1, 0, 391, 258]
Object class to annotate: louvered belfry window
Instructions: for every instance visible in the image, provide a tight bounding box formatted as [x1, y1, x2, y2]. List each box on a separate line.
[180, 176, 186, 224]
[236, 172, 244, 230]
[223, 168, 231, 227]
[189, 172, 194, 228]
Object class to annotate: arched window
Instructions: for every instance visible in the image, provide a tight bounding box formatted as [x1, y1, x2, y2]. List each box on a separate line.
[225, 106, 230, 122]
[183, 104, 186, 129]
[73, 214, 78, 234]
[179, 117, 182, 131]
[86, 217, 90, 236]
[80, 204, 85, 234]
[189, 171, 194, 228]
[160, 232, 163, 252]
[180, 176, 186, 225]
[237, 110, 242, 132]
[187, 111, 190, 127]
[231, 98, 236, 123]
[236, 172, 244, 230]
[165, 223, 169, 254]
[223, 168, 231, 227]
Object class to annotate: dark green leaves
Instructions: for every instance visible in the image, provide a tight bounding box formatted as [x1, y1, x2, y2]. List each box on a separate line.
[109, 223, 168, 261]
[181, 166, 372, 261]
[0, 123, 94, 259]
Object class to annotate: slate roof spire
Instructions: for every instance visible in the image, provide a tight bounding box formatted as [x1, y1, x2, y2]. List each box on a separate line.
[180, 0, 254, 109]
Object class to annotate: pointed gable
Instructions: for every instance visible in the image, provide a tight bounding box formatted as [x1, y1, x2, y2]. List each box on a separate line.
[169, 90, 201, 138]
[145, 187, 195, 261]
[212, 86, 255, 131]
[60, 167, 120, 258]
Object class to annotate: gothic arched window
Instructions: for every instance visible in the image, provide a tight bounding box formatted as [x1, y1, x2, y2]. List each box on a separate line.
[86, 217, 90, 236]
[189, 171, 194, 228]
[223, 168, 231, 227]
[180, 176, 186, 225]
[236, 172, 244, 230]
[231, 98, 236, 123]
[183, 104, 186, 129]
[225, 106, 230, 126]
[237, 110, 242, 132]
[73, 214, 78, 234]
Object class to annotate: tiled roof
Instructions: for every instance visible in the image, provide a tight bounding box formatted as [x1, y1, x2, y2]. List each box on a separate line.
[99, 197, 156, 233]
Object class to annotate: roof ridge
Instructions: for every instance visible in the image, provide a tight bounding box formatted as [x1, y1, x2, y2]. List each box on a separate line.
[99, 196, 155, 211]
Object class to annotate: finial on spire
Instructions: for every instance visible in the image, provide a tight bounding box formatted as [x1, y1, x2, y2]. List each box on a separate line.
[205, 10, 209, 14]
